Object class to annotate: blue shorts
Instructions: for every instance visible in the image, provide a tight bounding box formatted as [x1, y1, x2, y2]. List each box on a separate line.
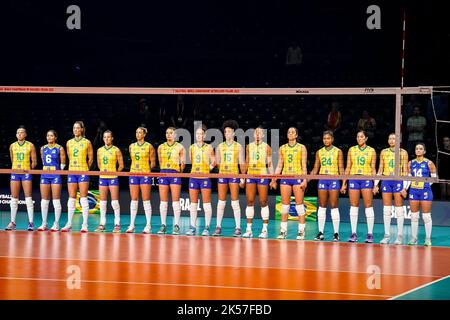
[318, 179, 341, 190]
[348, 180, 373, 190]
[246, 178, 269, 185]
[129, 176, 152, 185]
[158, 169, 182, 186]
[11, 174, 32, 182]
[381, 180, 402, 193]
[189, 178, 211, 190]
[409, 187, 433, 201]
[280, 178, 303, 186]
[40, 175, 62, 185]
[99, 178, 119, 187]
[68, 175, 89, 183]
[218, 178, 239, 184]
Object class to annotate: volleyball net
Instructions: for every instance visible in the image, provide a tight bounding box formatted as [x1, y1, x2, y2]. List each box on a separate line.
[0, 85, 444, 187]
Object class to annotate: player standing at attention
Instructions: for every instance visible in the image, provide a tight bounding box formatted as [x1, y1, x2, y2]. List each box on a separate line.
[273, 127, 308, 240]
[157, 127, 186, 234]
[374, 133, 409, 245]
[62, 121, 94, 233]
[5, 126, 37, 231]
[95, 130, 124, 233]
[214, 120, 245, 237]
[38, 130, 66, 231]
[186, 126, 216, 236]
[126, 127, 156, 234]
[341, 130, 377, 243]
[310, 130, 344, 241]
[242, 127, 276, 239]
[404, 143, 437, 246]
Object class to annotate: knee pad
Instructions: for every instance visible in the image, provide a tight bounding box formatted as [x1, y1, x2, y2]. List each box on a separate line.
[190, 202, 198, 213]
[317, 206, 326, 218]
[100, 200, 107, 211]
[350, 206, 359, 217]
[10, 198, 18, 207]
[296, 204, 305, 216]
[231, 200, 240, 211]
[395, 206, 404, 218]
[80, 197, 89, 209]
[331, 208, 340, 220]
[130, 200, 138, 210]
[281, 204, 290, 215]
[172, 201, 180, 212]
[160, 201, 168, 211]
[365, 207, 374, 218]
[143, 200, 152, 212]
[25, 197, 34, 208]
[41, 199, 50, 207]
[217, 200, 226, 210]
[245, 206, 255, 219]
[111, 200, 120, 210]
[68, 197, 76, 210]
[383, 206, 392, 217]
[52, 199, 62, 211]
[261, 206, 270, 220]
[410, 211, 419, 222]
[203, 202, 212, 213]
[422, 213, 432, 224]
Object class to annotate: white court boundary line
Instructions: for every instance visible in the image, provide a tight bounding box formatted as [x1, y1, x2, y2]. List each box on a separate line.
[0, 276, 392, 299]
[388, 274, 450, 300]
[0, 255, 443, 279]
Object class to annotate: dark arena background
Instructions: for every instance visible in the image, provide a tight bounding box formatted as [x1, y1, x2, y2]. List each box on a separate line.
[0, 0, 449, 306]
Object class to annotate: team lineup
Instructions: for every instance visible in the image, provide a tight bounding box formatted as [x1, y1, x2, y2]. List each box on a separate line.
[5, 119, 437, 246]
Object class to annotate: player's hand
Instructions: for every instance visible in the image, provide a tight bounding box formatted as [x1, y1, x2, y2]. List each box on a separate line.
[239, 178, 245, 188]
[300, 180, 307, 190]
[372, 185, 379, 195]
[340, 185, 347, 194]
[270, 179, 277, 190]
[400, 189, 407, 198]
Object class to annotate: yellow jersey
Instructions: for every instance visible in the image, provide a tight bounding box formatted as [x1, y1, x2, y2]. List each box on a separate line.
[67, 137, 90, 171]
[349, 145, 376, 175]
[190, 143, 211, 174]
[218, 141, 240, 174]
[130, 141, 152, 173]
[247, 142, 268, 175]
[11, 141, 32, 170]
[98, 145, 120, 178]
[318, 146, 341, 175]
[280, 143, 304, 175]
[380, 148, 407, 176]
[159, 142, 183, 172]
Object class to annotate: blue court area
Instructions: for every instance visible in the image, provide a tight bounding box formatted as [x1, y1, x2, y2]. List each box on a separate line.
[1, 211, 450, 247]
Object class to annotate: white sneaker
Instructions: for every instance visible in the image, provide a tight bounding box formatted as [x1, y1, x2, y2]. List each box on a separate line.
[126, 225, 135, 233]
[142, 225, 151, 234]
[80, 224, 88, 233]
[242, 230, 253, 238]
[380, 234, 390, 244]
[37, 223, 48, 231]
[50, 222, 59, 232]
[258, 230, 268, 239]
[61, 223, 72, 232]
[394, 235, 403, 245]
[296, 231, 305, 240]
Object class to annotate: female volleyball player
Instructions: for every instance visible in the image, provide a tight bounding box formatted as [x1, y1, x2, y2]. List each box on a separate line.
[6, 127, 37, 231]
[273, 127, 308, 240]
[62, 121, 94, 233]
[374, 133, 408, 245]
[38, 130, 66, 232]
[126, 127, 156, 234]
[186, 126, 216, 236]
[157, 127, 186, 235]
[214, 120, 245, 237]
[243, 126, 276, 239]
[404, 143, 437, 246]
[341, 130, 376, 243]
[95, 130, 124, 233]
[310, 130, 344, 241]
